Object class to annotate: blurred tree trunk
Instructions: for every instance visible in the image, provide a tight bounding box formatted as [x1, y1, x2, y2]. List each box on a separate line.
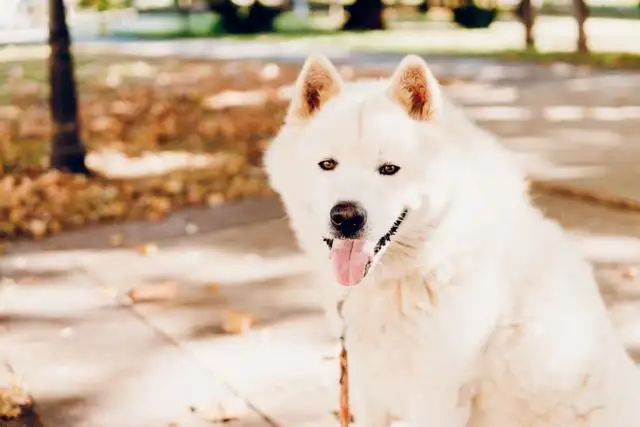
[572, 0, 589, 53]
[49, 0, 91, 174]
[515, 0, 536, 49]
[342, 0, 386, 31]
[174, 0, 190, 34]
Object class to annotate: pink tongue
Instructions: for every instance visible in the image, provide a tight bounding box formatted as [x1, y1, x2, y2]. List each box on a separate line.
[330, 239, 371, 286]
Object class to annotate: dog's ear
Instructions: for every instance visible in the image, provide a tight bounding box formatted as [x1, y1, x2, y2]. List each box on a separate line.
[285, 53, 343, 124]
[386, 55, 442, 121]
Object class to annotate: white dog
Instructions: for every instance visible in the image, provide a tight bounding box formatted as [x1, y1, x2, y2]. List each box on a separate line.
[264, 53, 640, 427]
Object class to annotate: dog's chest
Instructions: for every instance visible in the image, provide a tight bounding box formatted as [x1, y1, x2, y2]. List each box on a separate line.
[341, 279, 446, 413]
[340, 275, 501, 418]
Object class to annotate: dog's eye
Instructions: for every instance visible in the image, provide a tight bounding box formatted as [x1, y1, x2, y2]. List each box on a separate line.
[318, 159, 338, 171]
[378, 163, 401, 176]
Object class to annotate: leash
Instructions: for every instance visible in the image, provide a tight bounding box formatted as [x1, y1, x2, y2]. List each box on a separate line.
[337, 297, 352, 427]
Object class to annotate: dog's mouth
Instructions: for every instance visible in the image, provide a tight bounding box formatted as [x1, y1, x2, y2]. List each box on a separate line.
[323, 209, 408, 286]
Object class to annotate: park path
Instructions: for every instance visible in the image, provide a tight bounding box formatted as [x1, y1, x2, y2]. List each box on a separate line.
[1, 194, 639, 427]
[2, 14, 640, 54]
[72, 38, 640, 201]
[1, 52, 639, 426]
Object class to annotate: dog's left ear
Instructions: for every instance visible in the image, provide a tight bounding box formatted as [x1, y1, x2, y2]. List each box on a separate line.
[285, 52, 343, 124]
[386, 55, 442, 121]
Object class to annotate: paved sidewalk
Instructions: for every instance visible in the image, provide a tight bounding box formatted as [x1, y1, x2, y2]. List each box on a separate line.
[72, 41, 640, 202]
[4, 31, 639, 200]
[446, 71, 640, 202]
[1, 191, 640, 427]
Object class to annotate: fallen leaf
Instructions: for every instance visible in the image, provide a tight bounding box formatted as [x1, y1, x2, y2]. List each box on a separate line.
[135, 242, 158, 255]
[203, 282, 220, 292]
[221, 309, 255, 334]
[622, 267, 638, 279]
[206, 193, 225, 207]
[127, 281, 178, 303]
[0, 384, 32, 419]
[27, 219, 47, 239]
[0, 58, 391, 241]
[109, 233, 124, 246]
[193, 398, 247, 423]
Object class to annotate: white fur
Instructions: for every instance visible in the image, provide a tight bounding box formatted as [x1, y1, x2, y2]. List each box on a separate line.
[264, 54, 640, 427]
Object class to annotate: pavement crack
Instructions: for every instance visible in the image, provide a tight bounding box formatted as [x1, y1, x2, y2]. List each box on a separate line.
[79, 267, 283, 427]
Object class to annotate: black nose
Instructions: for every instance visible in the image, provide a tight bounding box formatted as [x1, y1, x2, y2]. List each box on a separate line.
[330, 201, 367, 238]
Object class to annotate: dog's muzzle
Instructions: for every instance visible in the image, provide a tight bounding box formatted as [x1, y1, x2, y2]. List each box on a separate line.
[329, 201, 367, 239]
[323, 208, 408, 286]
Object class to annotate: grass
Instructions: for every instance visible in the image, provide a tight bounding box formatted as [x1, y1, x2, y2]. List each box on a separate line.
[102, 8, 640, 70]
[108, 10, 339, 39]
[466, 49, 640, 69]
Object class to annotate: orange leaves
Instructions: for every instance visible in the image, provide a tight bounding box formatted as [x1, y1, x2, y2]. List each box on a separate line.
[0, 57, 396, 241]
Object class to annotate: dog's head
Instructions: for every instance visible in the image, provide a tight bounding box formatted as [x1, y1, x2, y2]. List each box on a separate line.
[265, 53, 456, 286]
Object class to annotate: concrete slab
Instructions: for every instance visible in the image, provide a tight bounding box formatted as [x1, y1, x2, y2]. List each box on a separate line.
[0, 267, 272, 427]
[4, 190, 639, 427]
[443, 73, 640, 203]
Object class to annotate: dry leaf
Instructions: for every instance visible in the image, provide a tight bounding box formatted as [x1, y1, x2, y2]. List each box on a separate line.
[206, 193, 225, 207]
[193, 398, 247, 423]
[27, 219, 47, 239]
[622, 267, 638, 279]
[203, 282, 220, 292]
[109, 233, 124, 246]
[0, 385, 32, 419]
[221, 309, 255, 334]
[135, 243, 158, 255]
[0, 58, 392, 241]
[127, 281, 178, 303]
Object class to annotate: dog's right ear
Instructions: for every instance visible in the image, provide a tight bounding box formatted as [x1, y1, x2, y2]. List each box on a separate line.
[285, 53, 343, 124]
[386, 55, 442, 121]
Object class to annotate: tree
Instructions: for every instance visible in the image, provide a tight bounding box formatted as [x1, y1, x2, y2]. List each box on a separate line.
[417, 0, 429, 14]
[515, 0, 536, 49]
[342, 0, 386, 31]
[572, 0, 589, 53]
[49, 0, 91, 174]
[174, 0, 191, 34]
[515, 0, 589, 53]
